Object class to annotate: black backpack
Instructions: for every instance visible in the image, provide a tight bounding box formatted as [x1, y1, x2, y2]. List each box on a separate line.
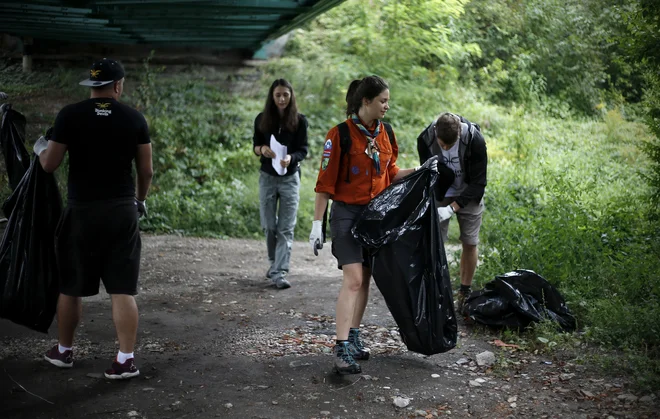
[320, 121, 395, 245]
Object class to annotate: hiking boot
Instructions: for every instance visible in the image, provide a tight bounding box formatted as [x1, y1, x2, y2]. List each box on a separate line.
[348, 329, 370, 360]
[44, 345, 73, 368]
[456, 287, 471, 317]
[275, 277, 291, 289]
[104, 358, 140, 380]
[333, 342, 361, 375]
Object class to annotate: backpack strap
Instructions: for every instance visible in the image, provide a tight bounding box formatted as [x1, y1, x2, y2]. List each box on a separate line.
[321, 122, 351, 244]
[460, 116, 482, 161]
[337, 121, 351, 183]
[382, 121, 395, 146]
[321, 201, 328, 244]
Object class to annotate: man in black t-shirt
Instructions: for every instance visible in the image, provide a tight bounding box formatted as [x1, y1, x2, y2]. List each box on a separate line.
[33, 58, 153, 380]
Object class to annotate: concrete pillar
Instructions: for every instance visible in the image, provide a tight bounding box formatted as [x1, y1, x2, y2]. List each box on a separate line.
[22, 37, 33, 73]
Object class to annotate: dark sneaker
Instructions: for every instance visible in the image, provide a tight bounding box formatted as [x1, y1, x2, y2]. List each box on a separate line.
[275, 277, 291, 289]
[333, 342, 361, 375]
[44, 345, 73, 368]
[348, 329, 370, 360]
[104, 358, 140, 380]
[265, 270, 272, 281]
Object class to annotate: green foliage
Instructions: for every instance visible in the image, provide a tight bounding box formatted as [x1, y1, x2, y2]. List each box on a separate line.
[477, 111, 659, 360]
[123, 60, 265, 237]
[133, 50, 165, 113]
[452, 0, 642, 115]
[624, 1, 660, 210]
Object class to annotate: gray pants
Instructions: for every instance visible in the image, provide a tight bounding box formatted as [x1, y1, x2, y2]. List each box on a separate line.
[259, 171, 300, 280]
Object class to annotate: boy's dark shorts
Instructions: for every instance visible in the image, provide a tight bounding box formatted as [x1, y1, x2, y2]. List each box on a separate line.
[56, 198, 141, 297]
[330, 201, 371, 270]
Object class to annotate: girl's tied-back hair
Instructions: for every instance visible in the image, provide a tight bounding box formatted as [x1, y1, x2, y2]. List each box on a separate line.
[259, 78, 299, 134]
[345, 75, 389, 117]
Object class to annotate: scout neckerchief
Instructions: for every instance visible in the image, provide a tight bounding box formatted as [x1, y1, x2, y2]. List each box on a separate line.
[351, 114, 381, 175]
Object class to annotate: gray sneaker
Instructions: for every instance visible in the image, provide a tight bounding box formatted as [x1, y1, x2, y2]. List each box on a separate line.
[333, 342, 361, 375]
[275, 277, 291, 289]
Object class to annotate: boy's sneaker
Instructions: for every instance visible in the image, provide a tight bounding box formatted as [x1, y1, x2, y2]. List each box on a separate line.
[275, 277, 291, 289]
[44, 345, 73, 368]
[104, 358, 140, 380]
[348, 329, 370, 360]
[333, 342, 361, 375]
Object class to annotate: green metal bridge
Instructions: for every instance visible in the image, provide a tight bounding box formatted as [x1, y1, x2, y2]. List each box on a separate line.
[1, 0, 345, 55]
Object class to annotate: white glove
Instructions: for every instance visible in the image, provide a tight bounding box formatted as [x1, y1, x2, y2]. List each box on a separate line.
[416, 156, 438, 172]
[437, 205, 455, 222]
[309, 220, 323, 256]
[33, 136, 49, 156]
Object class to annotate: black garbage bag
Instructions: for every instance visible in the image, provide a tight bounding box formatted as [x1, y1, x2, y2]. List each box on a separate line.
[464, 269, 577, 331]
[0, 152, 62, 333]
[352, 163, 457, 355]
[0, 105, 30, 194]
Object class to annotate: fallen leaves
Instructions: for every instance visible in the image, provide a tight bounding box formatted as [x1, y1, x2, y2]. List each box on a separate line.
[490, 339, 521, 350]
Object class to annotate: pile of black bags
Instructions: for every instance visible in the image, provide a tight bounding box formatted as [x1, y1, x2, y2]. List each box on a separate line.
[464, 269, 577, 331]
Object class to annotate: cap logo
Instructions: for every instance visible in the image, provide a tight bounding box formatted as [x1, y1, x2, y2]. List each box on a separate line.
[90, 69, 101, 79]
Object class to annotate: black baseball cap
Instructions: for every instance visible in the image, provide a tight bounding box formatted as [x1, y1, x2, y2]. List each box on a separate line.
[79, 58, 125, 87]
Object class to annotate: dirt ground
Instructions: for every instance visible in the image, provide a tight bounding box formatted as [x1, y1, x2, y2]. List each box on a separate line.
[1, 235, 658, 419]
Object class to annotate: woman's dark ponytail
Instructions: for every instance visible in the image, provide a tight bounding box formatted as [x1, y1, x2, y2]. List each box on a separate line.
[345, 75, 389, 117]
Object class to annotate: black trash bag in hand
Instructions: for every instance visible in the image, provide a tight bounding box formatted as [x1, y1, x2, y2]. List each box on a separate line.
[352, 164, 457, 355]
[464, 269, 577, 331]
[0, 105, 30, 194]
[0, 154, 62, 333]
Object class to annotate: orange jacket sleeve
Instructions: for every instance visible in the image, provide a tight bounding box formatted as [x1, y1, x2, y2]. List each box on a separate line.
[314, 126, 341, 195]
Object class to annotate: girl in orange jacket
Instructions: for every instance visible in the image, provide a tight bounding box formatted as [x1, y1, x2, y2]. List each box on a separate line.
[309, 75, 437, 374]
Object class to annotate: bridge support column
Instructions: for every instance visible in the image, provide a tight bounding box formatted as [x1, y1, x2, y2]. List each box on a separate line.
[22, 37, 33, 73]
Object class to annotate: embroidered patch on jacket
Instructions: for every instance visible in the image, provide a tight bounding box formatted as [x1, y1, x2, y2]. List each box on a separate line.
[321, 157, 330, 170]
[324, 139, 332, 150]
[351, 166, 360, 175]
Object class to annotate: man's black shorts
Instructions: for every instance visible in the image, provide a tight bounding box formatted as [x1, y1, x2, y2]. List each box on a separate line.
[56, 198, 141, 297]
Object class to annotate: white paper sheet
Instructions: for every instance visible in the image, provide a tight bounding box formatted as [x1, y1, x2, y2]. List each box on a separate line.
[270, 134, 288, 176]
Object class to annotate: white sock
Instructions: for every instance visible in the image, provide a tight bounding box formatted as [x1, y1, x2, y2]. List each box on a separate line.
[117, 351, 134, 364]
[58, 344, 72, 353]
